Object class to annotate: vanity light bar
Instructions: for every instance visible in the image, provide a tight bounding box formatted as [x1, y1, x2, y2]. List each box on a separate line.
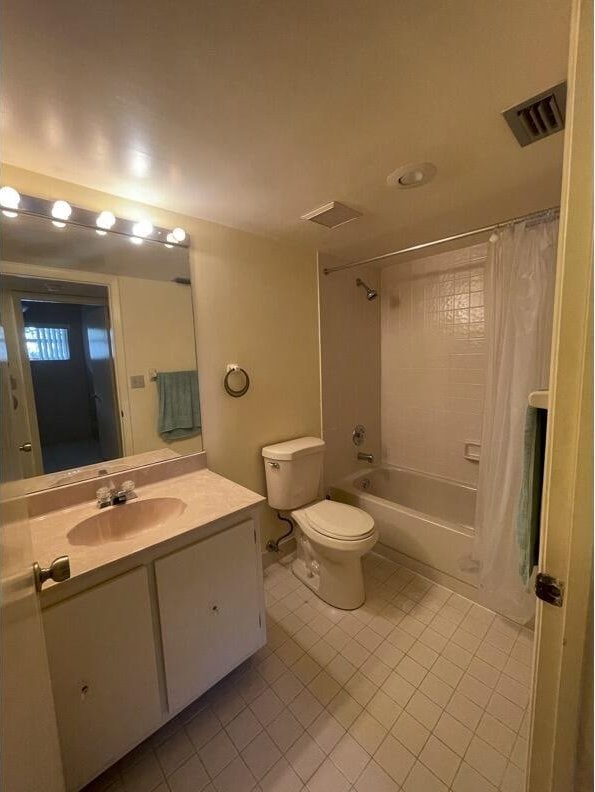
[0, 188, 189, 249]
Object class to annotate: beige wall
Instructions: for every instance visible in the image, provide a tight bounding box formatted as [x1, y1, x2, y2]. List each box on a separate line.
[2, 165, 321, 547]
[118, 276, 202, 457]
[381, 243, 487, 485]
[319, 255, 380, 486]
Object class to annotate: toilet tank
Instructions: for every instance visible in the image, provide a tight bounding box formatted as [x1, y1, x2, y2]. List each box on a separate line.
[262, 437, 325, 510]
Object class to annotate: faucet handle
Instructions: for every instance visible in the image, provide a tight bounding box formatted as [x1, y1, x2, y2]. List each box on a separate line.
[96, 486, 112, 507]
[121, 480, 135, 493]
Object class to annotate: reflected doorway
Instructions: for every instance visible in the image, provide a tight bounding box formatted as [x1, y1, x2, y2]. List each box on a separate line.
[1, 275, 122, 476]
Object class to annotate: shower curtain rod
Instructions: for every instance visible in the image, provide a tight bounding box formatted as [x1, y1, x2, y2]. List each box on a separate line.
[322, 204, 560, 275]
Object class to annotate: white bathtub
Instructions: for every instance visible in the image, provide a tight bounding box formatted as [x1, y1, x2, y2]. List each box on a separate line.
[329, 465, 479, 588]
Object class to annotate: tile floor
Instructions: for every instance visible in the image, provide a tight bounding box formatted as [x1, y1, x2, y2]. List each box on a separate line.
[85, 553, 533, 792]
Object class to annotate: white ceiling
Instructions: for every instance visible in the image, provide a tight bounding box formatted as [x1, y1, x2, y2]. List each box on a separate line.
[1, 0, 571, 263]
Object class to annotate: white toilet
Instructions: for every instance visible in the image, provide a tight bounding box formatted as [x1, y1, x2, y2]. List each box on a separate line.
[262, 437, 378, 610]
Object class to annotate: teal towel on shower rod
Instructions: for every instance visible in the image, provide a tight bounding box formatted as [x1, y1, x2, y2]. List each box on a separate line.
[516, 406, 547, 586]
[157, 370, 201, 440]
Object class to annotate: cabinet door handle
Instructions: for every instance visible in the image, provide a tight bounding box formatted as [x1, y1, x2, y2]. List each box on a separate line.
[33, 556, 71, 592]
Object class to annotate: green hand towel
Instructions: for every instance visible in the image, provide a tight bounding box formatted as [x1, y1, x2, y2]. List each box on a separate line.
[157, 370, 201, 441]
[516, 405, 547, 586]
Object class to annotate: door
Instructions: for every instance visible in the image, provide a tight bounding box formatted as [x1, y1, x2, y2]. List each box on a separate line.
[0, 322, 65, 790]
[156, 520, 265, 713]
[80, 304, 122, 461]
[527, 0, 593, 789]
[43, 568, 162, 791]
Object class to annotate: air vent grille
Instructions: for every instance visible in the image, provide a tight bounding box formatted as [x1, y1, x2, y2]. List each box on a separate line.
[301, 201, 362, 229]
[503, 82, 567, 147]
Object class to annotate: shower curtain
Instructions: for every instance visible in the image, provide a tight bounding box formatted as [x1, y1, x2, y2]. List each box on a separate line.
[472, 216, 558, 623]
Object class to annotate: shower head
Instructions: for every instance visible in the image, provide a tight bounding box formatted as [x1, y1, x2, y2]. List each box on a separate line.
[356, 277, 378, 301]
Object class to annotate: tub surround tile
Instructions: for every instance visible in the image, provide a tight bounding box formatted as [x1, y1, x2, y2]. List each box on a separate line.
[380, 247, 487, 487]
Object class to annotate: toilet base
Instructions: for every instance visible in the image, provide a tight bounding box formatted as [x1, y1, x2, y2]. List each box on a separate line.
[291, 553, 366, 611]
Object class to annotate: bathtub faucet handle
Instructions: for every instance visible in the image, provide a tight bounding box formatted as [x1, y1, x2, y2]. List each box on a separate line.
[352, 424, 366, 446]
[357, 452, 375, 463]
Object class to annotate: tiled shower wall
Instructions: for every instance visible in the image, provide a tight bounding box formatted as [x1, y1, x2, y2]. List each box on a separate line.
[380, 244, 488, 486]
[319, 255, 380, 487]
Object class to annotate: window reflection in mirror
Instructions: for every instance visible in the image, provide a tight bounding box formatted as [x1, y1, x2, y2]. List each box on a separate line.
[0, 211, 202, 494]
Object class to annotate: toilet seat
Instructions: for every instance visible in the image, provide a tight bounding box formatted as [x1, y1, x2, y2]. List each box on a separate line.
[302, 500, 374, 541]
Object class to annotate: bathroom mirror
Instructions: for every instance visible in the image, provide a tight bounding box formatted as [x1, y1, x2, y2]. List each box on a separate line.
[0, 211, 203, 494]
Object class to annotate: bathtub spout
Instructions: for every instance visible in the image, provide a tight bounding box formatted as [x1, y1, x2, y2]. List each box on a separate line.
[357, 452, 375, 463]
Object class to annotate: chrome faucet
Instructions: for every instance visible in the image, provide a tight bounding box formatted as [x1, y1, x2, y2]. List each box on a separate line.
[357, 452, 375, 463]
[96, 480, 136, 508]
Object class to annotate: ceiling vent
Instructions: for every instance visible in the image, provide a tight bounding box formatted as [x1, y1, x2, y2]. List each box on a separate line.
[503, 82, 567, 147]
[301, 201, 362, 229]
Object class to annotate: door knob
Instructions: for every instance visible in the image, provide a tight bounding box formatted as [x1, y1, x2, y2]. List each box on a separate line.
[18, 442, 32, 452]
[33, 556, 71, 592]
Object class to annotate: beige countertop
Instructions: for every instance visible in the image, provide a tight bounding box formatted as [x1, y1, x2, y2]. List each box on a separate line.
[32, 468, 265, 605]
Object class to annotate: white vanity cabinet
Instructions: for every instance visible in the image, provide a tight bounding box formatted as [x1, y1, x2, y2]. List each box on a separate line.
[42, 567, 162, 792]
[156, 519, 265, 712]
[41, 511, 266, 791]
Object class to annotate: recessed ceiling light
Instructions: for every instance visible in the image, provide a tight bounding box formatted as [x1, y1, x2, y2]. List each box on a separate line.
[387, 162, 437, 189]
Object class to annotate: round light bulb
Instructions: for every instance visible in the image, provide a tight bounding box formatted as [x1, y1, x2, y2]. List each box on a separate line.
[0, 186, 20, 210]
[51, 200, 72, 220]
[164, 243, 173, 249]
[166, 232, 176, 244]
[172, 227, 186, 243]
[52, 221, 66, 229]
[96, 210, 116, 230]
[130, 236, 143, 245]
[132, 219, 153, 238]
[96, 229, 107, 236]
[2, 210, 18, 219]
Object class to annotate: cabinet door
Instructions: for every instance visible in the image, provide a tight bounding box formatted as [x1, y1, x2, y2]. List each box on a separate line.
[156, 520, 265, 712]
[43, 568, 161, 791]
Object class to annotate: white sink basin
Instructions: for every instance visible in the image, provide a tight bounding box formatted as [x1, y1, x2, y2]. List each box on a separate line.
[67, 497, 187, 546]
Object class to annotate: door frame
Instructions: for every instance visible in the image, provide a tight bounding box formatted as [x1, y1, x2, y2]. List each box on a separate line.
[10, 288, 123, 469]
[527, 0, 593, 788]
[1, 260, 134, 457]
[0, 286, 44, 476]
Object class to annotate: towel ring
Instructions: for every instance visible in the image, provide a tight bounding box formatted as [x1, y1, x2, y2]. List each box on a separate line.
[224, 366, 250, 398]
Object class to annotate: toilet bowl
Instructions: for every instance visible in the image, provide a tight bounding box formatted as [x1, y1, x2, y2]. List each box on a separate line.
[261, 437, 378, 610]
[290, 500, 378, 610]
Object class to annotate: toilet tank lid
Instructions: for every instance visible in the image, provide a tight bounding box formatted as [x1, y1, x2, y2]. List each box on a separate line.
[262, 437, 325, 461]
